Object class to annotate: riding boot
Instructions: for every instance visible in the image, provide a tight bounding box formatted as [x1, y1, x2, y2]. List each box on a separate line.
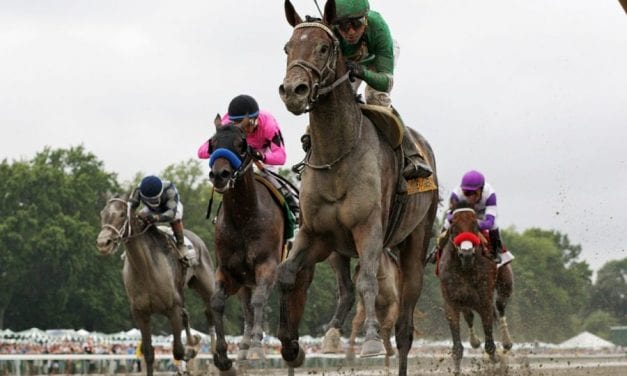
[283, 190, 300, 225]
[488, 228, 503, 264]
[401, 128, 432, 180]
[171, 220, 196, 266]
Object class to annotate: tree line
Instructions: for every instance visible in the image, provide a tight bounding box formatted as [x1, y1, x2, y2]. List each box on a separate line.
[0, 146, 625, 343]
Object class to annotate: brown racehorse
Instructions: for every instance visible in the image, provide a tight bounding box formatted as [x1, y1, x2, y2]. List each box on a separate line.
[207, 118, 285, 374]
[438, 203, 513, 375]
[277, 1, 439, 375]
[96, 195, 215, 376]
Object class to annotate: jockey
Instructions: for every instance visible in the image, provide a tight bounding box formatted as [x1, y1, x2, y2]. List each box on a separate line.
[301, 0, 432, 180]
[198, 94, 300, 220]
[129, 175, 197, 266]
[427, 170, 503, 264]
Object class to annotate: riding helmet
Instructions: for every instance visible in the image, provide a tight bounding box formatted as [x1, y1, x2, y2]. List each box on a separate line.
[460, 170, 485, 191]
[228, 94, 259, 120]
[139, 175, 164, 199]
[335, 0, 370, 20]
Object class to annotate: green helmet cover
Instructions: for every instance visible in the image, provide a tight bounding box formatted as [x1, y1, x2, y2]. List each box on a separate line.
[334, 0, 370, 20]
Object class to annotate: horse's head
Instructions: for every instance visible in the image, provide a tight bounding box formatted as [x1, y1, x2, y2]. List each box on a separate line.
[208, 115, 251, 192]
[448, 204, 482, 269]
[279, 0, 349, 114]
[96, 196, 131, 255]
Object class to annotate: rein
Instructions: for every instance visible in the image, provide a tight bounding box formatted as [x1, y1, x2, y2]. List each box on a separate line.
[102, 198, 153, 248]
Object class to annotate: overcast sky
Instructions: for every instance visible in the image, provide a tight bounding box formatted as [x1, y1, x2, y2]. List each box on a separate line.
[1, 1, 626, 273]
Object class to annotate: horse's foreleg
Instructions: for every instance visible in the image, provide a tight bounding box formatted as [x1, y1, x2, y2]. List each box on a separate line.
[347, 298, 365, 359]
[444, 303, 463, 375]
[210, 282, 233, 372]
[463, 309, 481, 349]
[237, 288, 254, 359]
[479, 302, 497, 362]
[278, 265, 314, 368]
[248, 262, 277, 360]
[353, 227, 384, 357]
[132, 311, 154, 376]
[324, 253, 355, 333]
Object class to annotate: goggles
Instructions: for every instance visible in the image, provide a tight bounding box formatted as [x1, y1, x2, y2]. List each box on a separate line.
[336, 17, 366, 33]
[462, 189, 478, 197]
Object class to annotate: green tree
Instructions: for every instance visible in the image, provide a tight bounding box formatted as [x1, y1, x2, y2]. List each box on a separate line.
[588, 258, 627, 323]
[0, 146, 127, 331]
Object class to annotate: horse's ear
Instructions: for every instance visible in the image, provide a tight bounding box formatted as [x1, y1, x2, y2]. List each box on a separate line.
[323, 0, 336, 25]
[214, 114, 222, 130]
[285, 0, 303, 27]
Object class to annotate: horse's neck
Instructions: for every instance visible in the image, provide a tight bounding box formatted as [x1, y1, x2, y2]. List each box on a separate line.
[309, 82, 362, 159]
[222, 170, 259, 220]
[123, 221, 165, 275]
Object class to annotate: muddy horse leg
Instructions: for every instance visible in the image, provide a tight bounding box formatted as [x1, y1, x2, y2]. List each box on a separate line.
[395, 231, 427, 376]
[444, 303, 463, 376]
[248, 261, 277, 360]
[210, 281, 234, 372]
[496, 264, 514, 351]
[322, 253, 354, 353]
[479, 301, 497, 363]
[352, 224, 385, 357]
[347, 297, 365, 359]
[237, 288, 254, 360]
[463, 309, 481, 349]
[133, 310, 155, 376]
[168, 305, 187, 373]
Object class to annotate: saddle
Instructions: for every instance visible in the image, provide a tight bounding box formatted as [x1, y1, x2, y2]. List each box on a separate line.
[155, 225, 198, 262]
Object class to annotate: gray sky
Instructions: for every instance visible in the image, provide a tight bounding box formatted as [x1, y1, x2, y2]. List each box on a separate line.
[1, 1, 626, 273]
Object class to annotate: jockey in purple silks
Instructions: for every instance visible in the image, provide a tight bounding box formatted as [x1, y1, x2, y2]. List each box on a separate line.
[428, 170, 503, 264]
[198, 94, 299, 220]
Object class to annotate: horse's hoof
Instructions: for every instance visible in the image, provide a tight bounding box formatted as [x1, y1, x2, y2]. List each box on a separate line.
[247, 345, 266, 361]
[470, 337, 481, 349]
[360, 339, 386, 358]
[219, 366, 237, 376]
[213, 353, 233, 372]
[321, 328, 342, 353]
[283, 345, 306, 368]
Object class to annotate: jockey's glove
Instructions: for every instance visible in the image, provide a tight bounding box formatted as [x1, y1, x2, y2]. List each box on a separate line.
[346, 61, 365, 81]
[139, 212, 159, 223]
[251, 150, 265, 161]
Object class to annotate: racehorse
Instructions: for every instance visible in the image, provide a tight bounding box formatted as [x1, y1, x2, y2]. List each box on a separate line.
[277, 1, 439, 375]
[207, 117, 286, 374]
[347, 249, 400, 367]
[96, 195, 215, 376]
[438, 203, 513, 375]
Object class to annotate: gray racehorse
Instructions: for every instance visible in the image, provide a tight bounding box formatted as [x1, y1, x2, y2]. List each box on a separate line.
[97, 194, 215, 376]
[276, 1, 439, 375]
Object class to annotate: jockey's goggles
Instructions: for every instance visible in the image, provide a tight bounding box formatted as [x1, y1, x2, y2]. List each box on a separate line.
[462, 189, 478, 197]
[140, 193, 162, 208]
[335, 16, 367, 33]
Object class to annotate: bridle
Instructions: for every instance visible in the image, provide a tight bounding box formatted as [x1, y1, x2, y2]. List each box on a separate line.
[287, 21, 361, 171]
[288, 22, 351, 111]
[450, 207, 481, 256]
[209, 146, 255, 192]
[100, 198, 152, 248]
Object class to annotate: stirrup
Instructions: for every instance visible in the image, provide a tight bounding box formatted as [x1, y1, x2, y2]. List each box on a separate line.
[403, 160, 432, 179]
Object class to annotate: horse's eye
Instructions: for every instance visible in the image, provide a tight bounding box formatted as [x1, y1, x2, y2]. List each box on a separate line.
[319, 44, 329, 55]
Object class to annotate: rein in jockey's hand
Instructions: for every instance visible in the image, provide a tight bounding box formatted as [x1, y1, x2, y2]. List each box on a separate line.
[251, 150, 265, 161]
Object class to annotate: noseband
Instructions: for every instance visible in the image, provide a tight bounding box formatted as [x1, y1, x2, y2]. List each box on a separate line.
[288, 22, 350, 110]
[209, 148, 254, 192]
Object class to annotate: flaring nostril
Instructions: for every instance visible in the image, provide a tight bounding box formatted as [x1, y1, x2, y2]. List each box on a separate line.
[279, 84, 286, 96]
[295, 84, 309, 96]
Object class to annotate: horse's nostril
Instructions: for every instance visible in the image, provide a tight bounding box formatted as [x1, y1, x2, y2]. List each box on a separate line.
[209, 171, 215, 179]
[220, 170, 230, 179]
[279, 84, 286, 96]
[295, 84, 309, 96]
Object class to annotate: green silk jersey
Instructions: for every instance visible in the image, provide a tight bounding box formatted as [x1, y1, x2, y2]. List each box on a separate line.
[336, 10, 394, 92]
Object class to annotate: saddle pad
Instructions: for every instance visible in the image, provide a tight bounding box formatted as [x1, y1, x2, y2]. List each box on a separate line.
[253, 175, 296, 240]
[156, 225, 197, 254]
[406, 176, 438, 195]
[359, 104, 403, 148]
